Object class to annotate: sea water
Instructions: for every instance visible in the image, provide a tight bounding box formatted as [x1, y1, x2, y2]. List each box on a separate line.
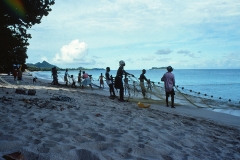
[31, 69, 240, 116]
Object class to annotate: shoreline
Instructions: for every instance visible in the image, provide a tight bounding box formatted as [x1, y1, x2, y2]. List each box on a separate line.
[0, 74, 240, 159]
[1, 73, 240, 123]
[28, 69, 240, 106]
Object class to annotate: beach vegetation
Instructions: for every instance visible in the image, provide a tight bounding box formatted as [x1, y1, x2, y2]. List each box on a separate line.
[0, 0, 55, 73]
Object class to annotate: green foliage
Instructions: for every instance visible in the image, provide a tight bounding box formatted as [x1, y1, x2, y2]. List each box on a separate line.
[0, 0, 55, 73]
[27, 65, 40, 71]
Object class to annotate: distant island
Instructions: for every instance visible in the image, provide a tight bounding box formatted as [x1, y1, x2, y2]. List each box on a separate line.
[26, 61, 104, 71]
[149, 67, 167, 70]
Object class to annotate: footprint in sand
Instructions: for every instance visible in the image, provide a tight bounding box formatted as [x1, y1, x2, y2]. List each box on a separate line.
[76, 149, 100, 160]
[84, 132, 106, 142]
[37, 146, 50, 153]
[51, 122, 63, 128]
[0, 134, 18, 141]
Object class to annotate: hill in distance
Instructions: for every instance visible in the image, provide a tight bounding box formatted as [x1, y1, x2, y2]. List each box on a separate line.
[26, 61, 104, 71]
[27, 61, 57, 69]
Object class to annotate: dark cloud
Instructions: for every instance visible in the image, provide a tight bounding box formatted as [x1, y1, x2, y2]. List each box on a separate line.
[177, 50, 190, 54]
[177, 50, 199, 58]
[155, 49, 172, 55]
[188, 53, 196, 58]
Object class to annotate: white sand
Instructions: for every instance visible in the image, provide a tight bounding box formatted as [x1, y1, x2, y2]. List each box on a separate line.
[0, 74, 240, 160]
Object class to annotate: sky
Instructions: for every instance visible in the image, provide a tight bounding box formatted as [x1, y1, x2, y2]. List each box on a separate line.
[26, 0, 240, 70]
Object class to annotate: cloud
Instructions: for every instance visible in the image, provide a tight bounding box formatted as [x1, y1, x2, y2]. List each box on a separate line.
[223, 52, 240, 59]
[221, 53, 240, 68]
[155, 49, 172, 55]
[177, 50, 198, 58]
[26, 0, 240, 69]
[188, 52, 240, 69]
[53, 39, 88, 63]
[177, 50, 190, 54]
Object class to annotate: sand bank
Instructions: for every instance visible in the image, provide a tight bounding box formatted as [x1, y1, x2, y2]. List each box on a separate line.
[0, 74, 240, 160]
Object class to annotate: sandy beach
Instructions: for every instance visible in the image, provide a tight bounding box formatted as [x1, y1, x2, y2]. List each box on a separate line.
[0, 74, 240, 160]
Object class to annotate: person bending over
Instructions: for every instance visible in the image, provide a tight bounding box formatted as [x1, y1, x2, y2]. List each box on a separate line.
[81, 71, 93, 90]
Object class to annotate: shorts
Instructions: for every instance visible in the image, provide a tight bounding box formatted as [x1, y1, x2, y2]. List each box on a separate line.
[140, 82, 146, 92]
[166, 89, 175, 97]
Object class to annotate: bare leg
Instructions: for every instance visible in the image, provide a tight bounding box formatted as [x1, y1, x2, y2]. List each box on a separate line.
[166, 94, 169, 107]
[171, 95, 175, 108]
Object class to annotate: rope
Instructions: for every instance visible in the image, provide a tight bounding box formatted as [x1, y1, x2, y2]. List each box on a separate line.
[176, 84, 239, 105]
[58, 75, 65, 82]
[174, 86, 206, 108]
[127, 75, 164, 100]
[0, 76, 13, 86]
[178, 83, 240, 86]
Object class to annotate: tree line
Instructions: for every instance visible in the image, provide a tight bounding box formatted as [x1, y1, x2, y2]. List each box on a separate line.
[27, 66, 99, 72]
[0, 0, 55, 73]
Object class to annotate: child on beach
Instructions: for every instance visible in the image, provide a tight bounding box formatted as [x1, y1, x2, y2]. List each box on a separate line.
[161, 66, 175, 108]
[70, 75, 76, 88]
[105, 67, 116, 97]
[139, 69, 150, 99]
[64, 69, 70, 85]
[98, 73, 105, 88]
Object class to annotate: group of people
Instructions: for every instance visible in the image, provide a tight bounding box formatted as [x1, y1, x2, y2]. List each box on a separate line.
[109, 60, 175, 108]
[12, 64, 22, 81]
[63, 69, 93, 89]
[51, 60, 176, 108]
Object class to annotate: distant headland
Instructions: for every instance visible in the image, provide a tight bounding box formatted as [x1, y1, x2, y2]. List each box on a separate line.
[149, 67, 167, 70]
[26, 61, 104, 71]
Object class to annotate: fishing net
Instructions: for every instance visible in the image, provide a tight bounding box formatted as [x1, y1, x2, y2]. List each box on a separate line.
[121, 75, 240, 110]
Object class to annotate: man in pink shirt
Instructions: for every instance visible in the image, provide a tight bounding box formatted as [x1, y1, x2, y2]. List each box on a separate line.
[161, 66, 175, 108]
